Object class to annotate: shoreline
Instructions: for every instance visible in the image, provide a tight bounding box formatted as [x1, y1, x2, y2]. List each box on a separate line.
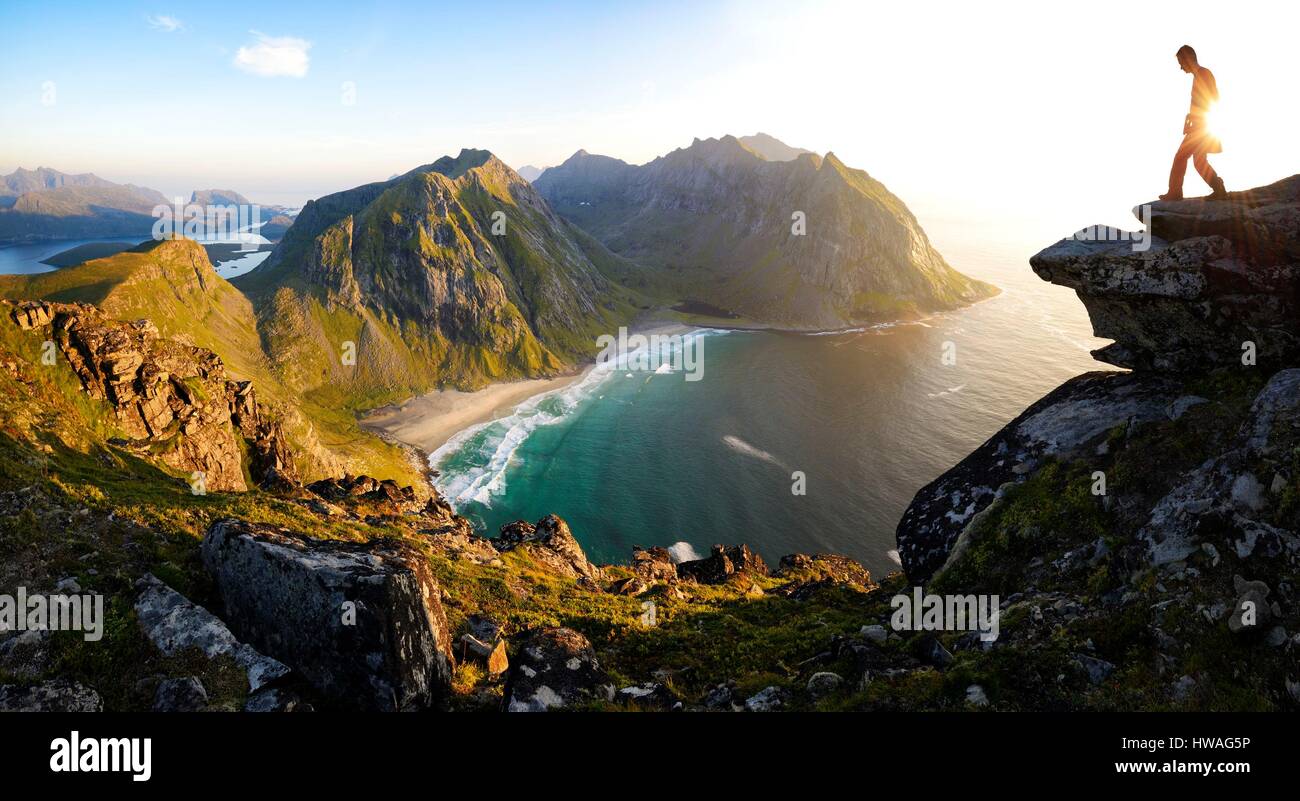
[356, 295, 1002, 465]
[359, 368, 592, 456]
[356, 318, 700, 462]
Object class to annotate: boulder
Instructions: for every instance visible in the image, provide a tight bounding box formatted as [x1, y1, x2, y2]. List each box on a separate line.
[201, 519, 454, 711]
[459, 634, 509, 678]
[677, 544, 769, 584]
[491, 515, 602, 581]
[806, 671, 844, 699]
[608, 576, 649, 596]
[1228, 576, 1274, 634]
[503, 627, 614, 711]
[0, 679, 102, 711]
[630, 546, 678, 583]
[743, 685, 788, 712]
[134, 574, 289, 692]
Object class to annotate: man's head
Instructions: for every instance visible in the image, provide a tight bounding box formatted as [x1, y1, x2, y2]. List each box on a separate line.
[1176, 45, 1198, 73]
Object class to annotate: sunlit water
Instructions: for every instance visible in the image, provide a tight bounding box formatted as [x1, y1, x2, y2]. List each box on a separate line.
[431, 216, 1110, 577]
[0, 238, 270, 278]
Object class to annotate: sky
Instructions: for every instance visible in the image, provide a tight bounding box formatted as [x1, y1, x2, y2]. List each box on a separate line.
[2, 0, 1297, 243]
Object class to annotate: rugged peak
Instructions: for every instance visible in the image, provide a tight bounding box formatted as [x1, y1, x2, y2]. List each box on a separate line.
[670, 135, 761, 167]
[1031, 174, 1300, 372]
[738, 133, 813, 162]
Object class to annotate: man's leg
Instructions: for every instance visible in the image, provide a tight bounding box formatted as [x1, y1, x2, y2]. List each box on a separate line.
[1164, 135, 1194, 199]
[1192, 152, 1217, 184]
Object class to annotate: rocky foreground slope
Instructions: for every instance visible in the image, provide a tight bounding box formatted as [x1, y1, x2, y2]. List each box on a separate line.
[1, 178, 1297, 713]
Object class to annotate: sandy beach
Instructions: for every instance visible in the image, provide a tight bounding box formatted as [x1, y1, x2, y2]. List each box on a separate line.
[359, 370, 590, 455]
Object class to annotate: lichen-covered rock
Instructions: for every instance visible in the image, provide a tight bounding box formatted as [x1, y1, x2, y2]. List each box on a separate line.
[503, 627, 614, 712]
[897, 371, 1177, 581]
[1030, 175, 1300, 372]
[134, 573, 289, 692]
[0, 679, 102, 711]
[1139, 370, 1300, 566]
[200, 519, 454, 711]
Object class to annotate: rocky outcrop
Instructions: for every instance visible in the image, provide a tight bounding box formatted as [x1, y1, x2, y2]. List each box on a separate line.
[6, 300, 299, 491]
[1031, 175, 1300, 372]
[901, 176, 1300, 584]
[630, 546, 679, 583]
[775, 553, 877, 590]
[200, 519, 455, 711]
[502, 627, 614, 712]
[1138, 368, 1300, 567]
[491, 515, 602, 581]
[677, 544, 769, 584]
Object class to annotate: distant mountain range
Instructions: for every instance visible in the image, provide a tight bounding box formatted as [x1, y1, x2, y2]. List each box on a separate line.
[534, 134, 996, 328]
[0, 169, 296, 243]
[5, 137, 995, 405]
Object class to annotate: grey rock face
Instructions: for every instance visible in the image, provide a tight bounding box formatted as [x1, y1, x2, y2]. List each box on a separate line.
[152, 676, 208, 712]
[897, 371, 1177, 581]
[134, 573, 289, 692]
[0, 679, 102, 711]
[200, 519, 454, 711]
[1031, 175, 1300, 372]
[503, 627, 614, 712]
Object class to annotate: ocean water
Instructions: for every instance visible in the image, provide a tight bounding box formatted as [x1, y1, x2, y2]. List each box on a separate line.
[432, 216, 1111, 578]
[0, 237, 270, 277]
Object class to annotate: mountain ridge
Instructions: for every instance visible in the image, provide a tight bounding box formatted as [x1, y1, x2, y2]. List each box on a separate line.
[535, 134, 997, 328]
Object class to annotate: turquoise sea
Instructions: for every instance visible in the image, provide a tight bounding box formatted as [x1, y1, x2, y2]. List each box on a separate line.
[431, 216, 1111, 578]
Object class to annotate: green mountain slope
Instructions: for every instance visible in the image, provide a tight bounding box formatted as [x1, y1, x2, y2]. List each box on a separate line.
[0, 238, 419, 484]
[235, 149, 639, 410]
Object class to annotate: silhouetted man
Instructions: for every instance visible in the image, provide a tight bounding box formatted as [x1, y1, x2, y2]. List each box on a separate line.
[1160, 45, 1226, 201]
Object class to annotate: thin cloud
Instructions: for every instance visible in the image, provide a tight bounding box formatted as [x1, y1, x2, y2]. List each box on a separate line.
[233, 31, 311, 78]
[146, 14, 184, 33]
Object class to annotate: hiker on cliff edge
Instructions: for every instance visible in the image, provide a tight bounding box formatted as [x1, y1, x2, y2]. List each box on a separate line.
[1160, 45, 1227, 201]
